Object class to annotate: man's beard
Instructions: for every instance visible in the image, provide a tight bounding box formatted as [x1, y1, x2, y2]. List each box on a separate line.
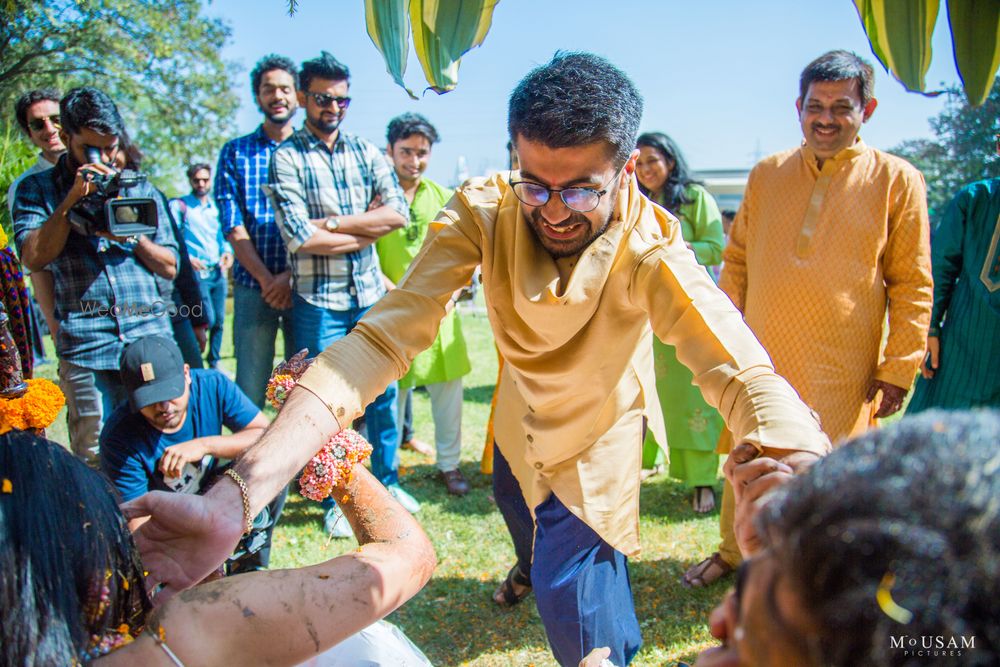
[525, 207, 612, 259]
[310, 112, 342, 134]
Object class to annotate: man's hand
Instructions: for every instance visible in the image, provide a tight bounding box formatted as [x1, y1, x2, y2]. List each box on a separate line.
[920, 336, 940, 379]
[724, 443, 820, 555]
[121, 488, 244, 604]
[159, 440, 208, 479]
[190, 257, 207, 272]
[865, 379, 908, 418]
[65, 161, 115, 209]
[261, 269, 293, 310]
[193, 323, 208, 353]
[367, 193, 383, 211]
[220, 252, 234, 271]
[694, 590, 740, 667]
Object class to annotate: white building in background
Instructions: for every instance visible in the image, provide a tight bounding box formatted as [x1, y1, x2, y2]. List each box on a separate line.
[695, 168, 749, 212]
[452, 155, 469, 188]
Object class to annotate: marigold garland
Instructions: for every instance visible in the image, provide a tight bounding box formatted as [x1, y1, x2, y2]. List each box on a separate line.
[0, 378, 65, 434]
[266, 351, 372, 501]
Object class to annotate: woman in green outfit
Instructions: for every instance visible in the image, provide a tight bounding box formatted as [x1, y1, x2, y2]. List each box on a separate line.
[634, 132, 725, 513]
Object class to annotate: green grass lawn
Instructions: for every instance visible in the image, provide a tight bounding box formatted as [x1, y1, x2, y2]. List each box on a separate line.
[35, 299, 724, 666]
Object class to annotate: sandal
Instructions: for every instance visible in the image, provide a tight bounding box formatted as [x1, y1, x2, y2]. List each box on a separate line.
[681, 552, 734, 589]
[692, 486, 716, 514]
[493, 563, 532, 607]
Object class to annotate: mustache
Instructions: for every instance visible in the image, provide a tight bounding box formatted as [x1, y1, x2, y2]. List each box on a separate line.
[528, 208, 589, 228]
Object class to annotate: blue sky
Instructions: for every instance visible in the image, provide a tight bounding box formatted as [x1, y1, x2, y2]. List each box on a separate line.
[206, 0, 960, 184]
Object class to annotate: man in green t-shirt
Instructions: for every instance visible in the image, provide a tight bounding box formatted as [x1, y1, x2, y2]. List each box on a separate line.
[376, 113, 472, 496]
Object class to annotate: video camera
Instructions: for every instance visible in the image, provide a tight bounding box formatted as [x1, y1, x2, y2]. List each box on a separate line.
[68, 147, 158, 237]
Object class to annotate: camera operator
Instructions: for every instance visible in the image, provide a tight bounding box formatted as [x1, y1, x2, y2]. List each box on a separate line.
[12, 87, 178, 464]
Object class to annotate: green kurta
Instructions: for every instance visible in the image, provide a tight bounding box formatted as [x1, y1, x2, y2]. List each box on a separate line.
[642, 184, 725, 486]
[376, 177, 471, 389]
[908, 178, 1000, 412]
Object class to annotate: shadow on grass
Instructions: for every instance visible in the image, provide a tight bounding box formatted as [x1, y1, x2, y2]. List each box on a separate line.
[638, 474, 723, 523]
[463, 383, 496, 405]
[398, 462, 498, 517]
[391, 556, 724, 667]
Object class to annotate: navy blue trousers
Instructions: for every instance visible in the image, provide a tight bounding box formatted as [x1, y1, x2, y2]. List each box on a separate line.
[493, 444, 642, 666]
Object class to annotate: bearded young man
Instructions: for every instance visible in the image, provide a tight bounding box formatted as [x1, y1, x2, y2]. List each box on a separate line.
[126, 52, 830, 666]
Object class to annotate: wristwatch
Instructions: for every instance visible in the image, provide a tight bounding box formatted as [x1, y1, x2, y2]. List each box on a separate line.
[325, 216, 341, 232]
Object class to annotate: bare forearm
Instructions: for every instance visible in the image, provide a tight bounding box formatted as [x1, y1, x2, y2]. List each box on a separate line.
[328, 208, 406, 237]
[297, 230, 378, 255]
[20, 209, 72, 271]
[29, 271, 59, 339]
[227, 228, 273, 286]
[134, 236, 177, 279]
[194, 427, 267, 460]
[228, 387, 340, 515]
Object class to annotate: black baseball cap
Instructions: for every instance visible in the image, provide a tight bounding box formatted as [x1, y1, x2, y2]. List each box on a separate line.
[120, 335, 187, 412]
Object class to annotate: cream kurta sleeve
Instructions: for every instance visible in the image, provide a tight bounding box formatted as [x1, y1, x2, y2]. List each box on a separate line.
[296, 189, 485, 424]
[629, 216, 830, 457]
[876, 165, 933, 389]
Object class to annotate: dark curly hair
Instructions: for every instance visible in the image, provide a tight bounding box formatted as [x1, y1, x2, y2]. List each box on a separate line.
[386, 112, 439, 147]
[0, 431, 151, 664]
[250, 54, 297, 96]
[508, 51, 642, 167]
[757, 410, 1000, 666]
[299, 51, 350, 93]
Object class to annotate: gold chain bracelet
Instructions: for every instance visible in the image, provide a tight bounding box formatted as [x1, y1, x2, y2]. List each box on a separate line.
[223, 468, 253, 536]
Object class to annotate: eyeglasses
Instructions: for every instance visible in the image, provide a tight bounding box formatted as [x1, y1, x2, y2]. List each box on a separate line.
[307, 93, 351, 110]
[28, 115, 60, 132]
[509, 162, 626, 213]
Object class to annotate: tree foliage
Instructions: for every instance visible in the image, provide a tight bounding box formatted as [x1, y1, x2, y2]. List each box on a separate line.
[0, 0, 239, 191]
[891, 77, 1000, 222]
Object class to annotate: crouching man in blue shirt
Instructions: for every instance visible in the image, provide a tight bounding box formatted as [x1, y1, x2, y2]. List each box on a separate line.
[100, 334, 284, 574]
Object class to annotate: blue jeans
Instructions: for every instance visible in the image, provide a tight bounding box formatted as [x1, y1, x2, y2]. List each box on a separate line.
[232, 283, 295, 409]
[58, 360, 129, 464]
[493, 444, 642, 666]
[199, 266, 228, 368]
[293, 293, 399, 487]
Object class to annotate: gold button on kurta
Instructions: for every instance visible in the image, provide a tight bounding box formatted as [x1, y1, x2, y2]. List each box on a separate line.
[298, 173, 830, 556]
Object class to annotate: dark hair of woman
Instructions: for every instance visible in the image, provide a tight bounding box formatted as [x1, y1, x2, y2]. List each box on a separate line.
[635, 132, 701, 211]
[0, 430, 151, 664]
[758, 409, 1000, 666]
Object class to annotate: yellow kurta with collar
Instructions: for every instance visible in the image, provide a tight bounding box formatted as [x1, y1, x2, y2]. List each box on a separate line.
[721, 140, 932, 444]
[298, 173, 830, 557]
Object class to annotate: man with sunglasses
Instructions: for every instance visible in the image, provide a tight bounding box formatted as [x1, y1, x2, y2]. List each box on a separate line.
[266, 51, 415, 535]
[12, 87, 178, 464]
[126, 52, 830, 667]
[7, 89, 66, 365]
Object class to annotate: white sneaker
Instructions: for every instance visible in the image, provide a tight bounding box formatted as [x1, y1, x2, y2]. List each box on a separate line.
[387, 484, 421, 514]
[323, 504, 353, 538]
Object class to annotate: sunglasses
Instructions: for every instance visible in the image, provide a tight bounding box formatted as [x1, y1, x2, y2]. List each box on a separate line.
[307, 93, 351, 110]
[28, 114, 60, 132]
[509, 162, 626, 213]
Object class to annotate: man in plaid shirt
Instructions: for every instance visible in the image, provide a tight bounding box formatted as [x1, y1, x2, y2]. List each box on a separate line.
[13, 87, 178, 463]
[215, 54, 300, 409]
[267, 51, 416, 536]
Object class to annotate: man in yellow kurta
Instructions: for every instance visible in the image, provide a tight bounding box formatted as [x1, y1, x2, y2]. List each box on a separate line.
[121, 53, 830, 667]
[687, 50, 933, 589]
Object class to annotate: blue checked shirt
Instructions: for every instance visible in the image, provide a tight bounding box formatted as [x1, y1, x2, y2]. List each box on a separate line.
[12, 157, 178, 370]
[267, 128, 409, 310]
[214, 125, 288, 290]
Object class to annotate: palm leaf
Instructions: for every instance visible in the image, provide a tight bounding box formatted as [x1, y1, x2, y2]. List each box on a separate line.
[947, 0, 1000, 106]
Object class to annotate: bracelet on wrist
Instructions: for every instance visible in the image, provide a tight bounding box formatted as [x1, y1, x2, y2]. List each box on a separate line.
[223, 468, 253, 535]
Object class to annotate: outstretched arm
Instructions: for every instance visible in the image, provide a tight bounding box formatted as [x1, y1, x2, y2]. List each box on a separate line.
[113, 465, 435, 666]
